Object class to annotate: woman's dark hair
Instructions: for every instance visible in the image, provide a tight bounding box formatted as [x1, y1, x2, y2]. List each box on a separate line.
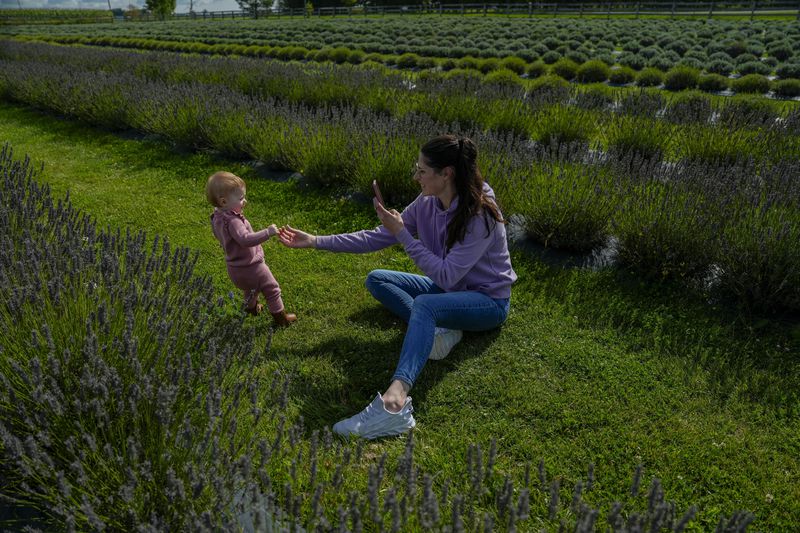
[420, 135, 505, 251]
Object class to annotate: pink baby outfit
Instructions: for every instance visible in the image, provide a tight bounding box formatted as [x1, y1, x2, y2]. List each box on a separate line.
[211, 208, 284, 314]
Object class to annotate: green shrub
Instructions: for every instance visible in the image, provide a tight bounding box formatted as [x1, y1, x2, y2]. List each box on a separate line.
[678, 57, 703, 70]
[550, 58, 579, 80]
[767, 41, 794, 61]
[439, 58, 458, 71]
[346, 49, 365, 64]
[648, 55, 675, 72]
[312, 47, 332, 62]
[541, 50, 561, 64]
[604, 114, 670, 161]
[329, 46, 351, 64]
[396, 52, 421, 69]
[416, 56, 437, 69]
[565, 50, 589, 64]
[525, 60, 548, 78]
[483, 68, 522, 86]
[773, 78, 800, 97]
[526, 75, 572, 102]
[501, 162, 617, 251]
[533, 103, 595, 146]
[734, 53, 759, 66]
[618, 52, 647, 70]
[698, 74, 730, 93]
[499, 55, 527, 75]
[363, 52, 385, 63]
[576, 59, 610, 83]
[716, 203, 800, 312]
[613, 182, 717, 280]
[456, 55, 480, 71]
[444, 68, 482, 81]
[636, 67, 664, 87]
[609, 66, 636, 85]
[736, 61, 771, 76]
[706, 59, 734, 76]
[664, 66, 700, 91]
[478, 57, 500, 74]
[731, 74, 770, 94]
[573, 85, 614, 110]
[776, 62, 800, 79]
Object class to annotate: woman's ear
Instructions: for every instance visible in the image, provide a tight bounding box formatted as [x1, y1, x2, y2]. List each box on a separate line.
[443, 165, 455, 181]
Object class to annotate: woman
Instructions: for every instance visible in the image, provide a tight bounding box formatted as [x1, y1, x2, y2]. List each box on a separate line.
[278, 135, 516, 439]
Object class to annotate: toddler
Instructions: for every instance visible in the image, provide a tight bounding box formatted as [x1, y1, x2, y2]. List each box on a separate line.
[206, 171, 296, 327]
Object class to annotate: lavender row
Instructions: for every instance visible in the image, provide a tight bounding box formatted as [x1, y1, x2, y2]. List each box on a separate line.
[1, 39, 798, 142]
[0, 58, 797, 311]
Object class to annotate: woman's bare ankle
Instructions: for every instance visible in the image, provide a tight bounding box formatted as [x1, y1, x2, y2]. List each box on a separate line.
[382, 380, 411, 413]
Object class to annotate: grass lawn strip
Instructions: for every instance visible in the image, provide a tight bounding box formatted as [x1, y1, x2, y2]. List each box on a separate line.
[1, 101, 798, 528]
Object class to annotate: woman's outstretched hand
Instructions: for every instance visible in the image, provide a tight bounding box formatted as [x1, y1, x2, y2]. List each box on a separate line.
[375, 198, 404, 236]
[278, 225, 317, 248]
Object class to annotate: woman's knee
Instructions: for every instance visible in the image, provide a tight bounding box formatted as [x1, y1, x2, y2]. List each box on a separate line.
[410, 294, 437, 320]
[365, 269, 392, 292]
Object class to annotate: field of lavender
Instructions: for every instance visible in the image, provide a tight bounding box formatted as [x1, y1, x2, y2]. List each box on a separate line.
[0, 40, 798, 312]
[2, 17, 799, 77]
[4, 17, 800, 97]
[0, 16, 799, 528]
[2, 106, 799, 530]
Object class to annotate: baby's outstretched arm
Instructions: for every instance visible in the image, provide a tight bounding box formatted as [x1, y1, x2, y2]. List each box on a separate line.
[228, 218, 277, 246]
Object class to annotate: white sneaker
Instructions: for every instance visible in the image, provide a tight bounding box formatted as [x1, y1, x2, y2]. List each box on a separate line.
[332, 393, 416, 439]
[428, 327, 463, 360]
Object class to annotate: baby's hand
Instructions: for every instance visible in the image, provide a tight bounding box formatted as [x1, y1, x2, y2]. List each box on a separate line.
[267, 224, 279, 237]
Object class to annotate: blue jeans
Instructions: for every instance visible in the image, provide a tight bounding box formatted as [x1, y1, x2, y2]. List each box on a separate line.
[365, 269, 510, 387]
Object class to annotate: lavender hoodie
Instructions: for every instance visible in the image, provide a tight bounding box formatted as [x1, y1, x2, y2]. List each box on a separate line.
[316, 183, 516, 299]
[211, 209, 272, 267]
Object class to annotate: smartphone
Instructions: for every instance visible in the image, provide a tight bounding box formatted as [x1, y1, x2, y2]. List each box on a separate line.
[372, 179, 385, 207]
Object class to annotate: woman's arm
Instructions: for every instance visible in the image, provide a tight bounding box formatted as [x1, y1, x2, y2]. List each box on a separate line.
[396, 217, 494, 290]
[281, 198, 420, 253]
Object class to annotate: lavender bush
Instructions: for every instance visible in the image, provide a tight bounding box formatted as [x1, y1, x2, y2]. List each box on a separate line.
[0, 143, 269, 529]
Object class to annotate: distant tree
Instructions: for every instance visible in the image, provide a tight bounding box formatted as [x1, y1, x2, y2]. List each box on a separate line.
[275, 0, 305, 9]
[237, 0, 271, 17]
[145, 0, 176, 17]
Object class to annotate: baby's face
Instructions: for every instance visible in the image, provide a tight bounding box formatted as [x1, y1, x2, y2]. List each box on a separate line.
[225, 187, 247, 214]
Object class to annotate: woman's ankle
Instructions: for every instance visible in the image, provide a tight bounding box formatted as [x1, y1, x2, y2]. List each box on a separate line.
[382, 380, 411, 413]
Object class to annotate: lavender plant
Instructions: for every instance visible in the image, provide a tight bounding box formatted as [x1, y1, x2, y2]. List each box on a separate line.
[0, 143, 269, 529]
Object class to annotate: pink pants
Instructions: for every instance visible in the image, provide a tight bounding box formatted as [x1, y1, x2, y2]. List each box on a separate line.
[227, 261, 284, 314]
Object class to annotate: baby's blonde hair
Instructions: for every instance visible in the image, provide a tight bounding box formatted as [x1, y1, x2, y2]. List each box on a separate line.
[206, 171, 245, 207]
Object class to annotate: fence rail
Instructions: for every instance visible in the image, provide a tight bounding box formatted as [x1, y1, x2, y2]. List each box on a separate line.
[145, 0, 800, 21]
[1, 0, 797, 23]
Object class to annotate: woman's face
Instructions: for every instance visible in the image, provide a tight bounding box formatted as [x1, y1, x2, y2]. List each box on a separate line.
[414, 155, 449, 197]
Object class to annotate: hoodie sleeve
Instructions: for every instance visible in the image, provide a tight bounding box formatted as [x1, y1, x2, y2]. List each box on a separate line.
[227, 217, 273, 247]
[315, 197, 420, 253]
[395, 214, 494, 291]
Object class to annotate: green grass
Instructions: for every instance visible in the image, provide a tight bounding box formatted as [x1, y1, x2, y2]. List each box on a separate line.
[1, 100, 799, 528]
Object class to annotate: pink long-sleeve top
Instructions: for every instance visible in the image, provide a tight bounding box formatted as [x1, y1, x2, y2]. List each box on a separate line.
[211, 209, 272, 267]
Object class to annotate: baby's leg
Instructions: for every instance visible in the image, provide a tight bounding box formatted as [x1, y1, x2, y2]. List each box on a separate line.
[256, 263, 284, 314]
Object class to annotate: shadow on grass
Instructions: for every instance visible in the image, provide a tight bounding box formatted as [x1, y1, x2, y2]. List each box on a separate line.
[275, 304, 503, 432]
